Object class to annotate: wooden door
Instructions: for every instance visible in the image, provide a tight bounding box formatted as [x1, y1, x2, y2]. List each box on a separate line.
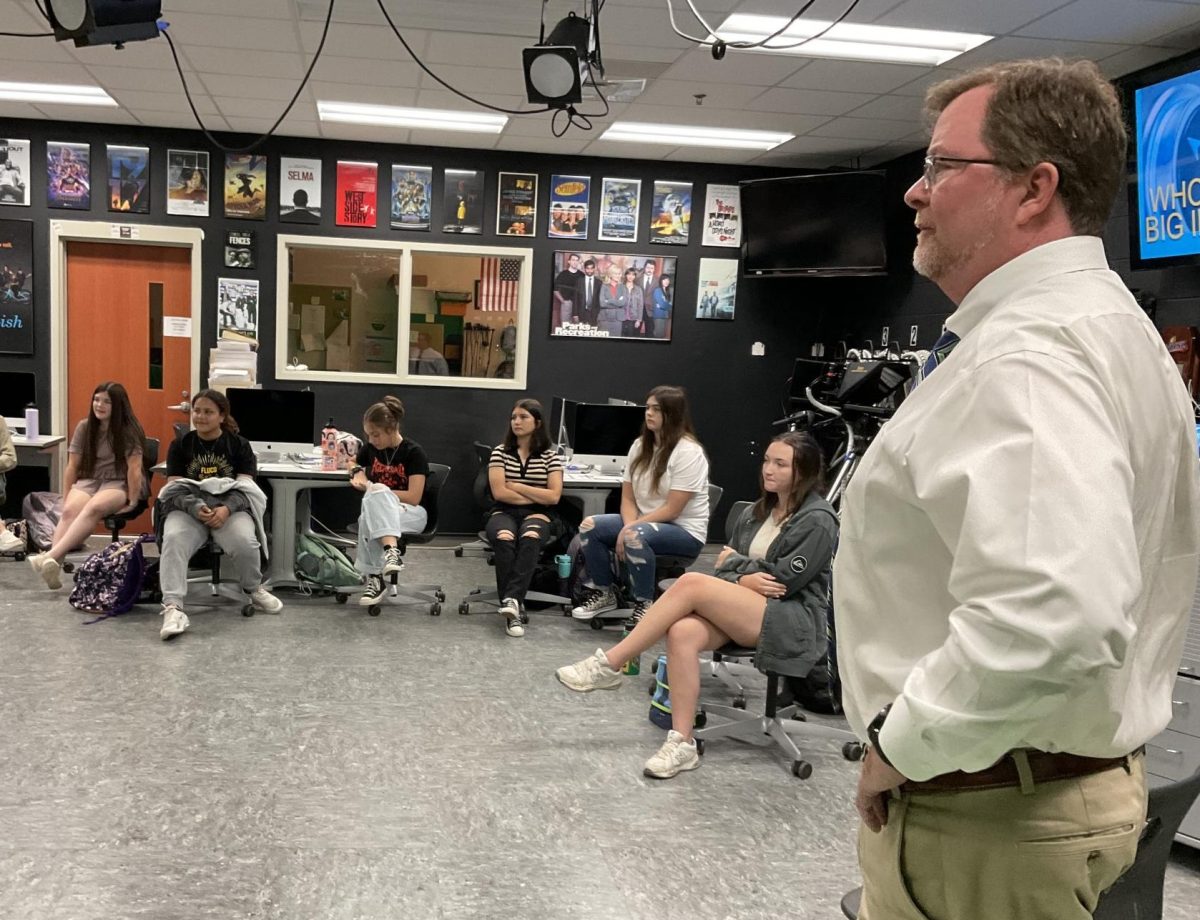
[65, 242, 192, 533]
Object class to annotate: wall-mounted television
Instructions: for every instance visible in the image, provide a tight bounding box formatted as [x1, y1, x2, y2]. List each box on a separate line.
[740, 171, 888, 277]
[1127, 49, 1200, 270]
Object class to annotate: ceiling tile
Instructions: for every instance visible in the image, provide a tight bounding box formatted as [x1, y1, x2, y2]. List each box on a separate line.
[782, 60, 941, 94]
[0, 60, 94, 84]
[807, 116, 916, 141]
[580, 139, 682, 163]
[200, 74, 314, 101]
[0, 101, 45, 119]
[946, 35, 1126, 71]
[311, 83, 419, 107]
[417, 65, 525, 96]
[178, 46, 307, 79]
[313, 57, 423, 88]
[157, 12, 302, 52]
[129, 109, 229, 131]
[878, 0, 1071, 33]
[298, 21, 430, 58]
[0, 36, 80, 65]
[493, 135, 591, 156]
[660, 48, 808, 86]
[164, 0, 296, 17]
[841, 92, 926, 122]
[422, 32, 529, 65]
[109, 88, 221, 117]
[1015, 0, 1200, 45]
[637, 79, 765, 108]
[746, 87, 878, 116]
[35, 106, 140, 125]
[1097, 45, 1185, 78]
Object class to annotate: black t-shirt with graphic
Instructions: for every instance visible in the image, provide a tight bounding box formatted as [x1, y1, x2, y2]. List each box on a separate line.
[167, 430, 257, 481]
[355, 439, 429, 491]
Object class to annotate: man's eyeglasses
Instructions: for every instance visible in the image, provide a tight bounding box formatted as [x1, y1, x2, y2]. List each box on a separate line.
[922, 154, 1001, 190]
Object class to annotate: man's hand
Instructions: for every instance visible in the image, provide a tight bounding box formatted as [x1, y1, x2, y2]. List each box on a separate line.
[738, 571, 785, 598]
[855, 747, 908, 833]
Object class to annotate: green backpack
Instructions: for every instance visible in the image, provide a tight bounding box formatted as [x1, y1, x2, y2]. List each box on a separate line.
[295, 532, 363, 589]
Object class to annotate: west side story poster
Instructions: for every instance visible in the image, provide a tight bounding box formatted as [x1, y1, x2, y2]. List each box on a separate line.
[336, 161, 378, 228]
[0, 219, 34, 354]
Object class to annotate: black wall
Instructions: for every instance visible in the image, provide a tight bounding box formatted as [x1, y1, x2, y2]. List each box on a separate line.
[3, 115, 863, 535]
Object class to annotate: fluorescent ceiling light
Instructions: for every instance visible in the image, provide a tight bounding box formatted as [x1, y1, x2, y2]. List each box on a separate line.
[601, 121, 793, 150]
[318, 101, 506, 134]
[0, 81, 117, 106]
[713, 14, 991, 66]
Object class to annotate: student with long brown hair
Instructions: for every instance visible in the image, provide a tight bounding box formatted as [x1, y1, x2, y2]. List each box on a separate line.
[29, 381, 145, 589]
[558, 432, 837, 779]
[571, 385, 709, 627]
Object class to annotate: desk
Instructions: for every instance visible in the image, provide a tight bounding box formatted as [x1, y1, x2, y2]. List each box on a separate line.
[7, 418, 67, 493]
[562, 468, 623, 518]
[151, 458, 349, 590]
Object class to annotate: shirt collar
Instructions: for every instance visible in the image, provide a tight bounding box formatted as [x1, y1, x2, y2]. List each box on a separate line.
[946, 236, 1107, 340]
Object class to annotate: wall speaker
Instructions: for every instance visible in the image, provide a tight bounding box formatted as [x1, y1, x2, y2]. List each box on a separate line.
[45, 0, 162, 47]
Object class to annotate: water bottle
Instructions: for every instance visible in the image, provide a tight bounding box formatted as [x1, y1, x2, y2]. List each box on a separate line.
[620, 629, 641, 676]
[321, 416, 338, 471]
[23, 403, 38, 438]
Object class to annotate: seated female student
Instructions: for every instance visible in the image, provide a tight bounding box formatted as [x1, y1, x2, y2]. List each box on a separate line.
[557, 432, 837, 779]
[28, 382, 146, 589]
[347, 395, 428, 606]
[0, 415, 22, 553]
[486, 398, 562, 638]
[156, 389, 281, 640]
[571, 385, 709, 627]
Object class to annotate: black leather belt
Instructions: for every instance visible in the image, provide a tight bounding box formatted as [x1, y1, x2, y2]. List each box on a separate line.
[902, 747, 1142, 794]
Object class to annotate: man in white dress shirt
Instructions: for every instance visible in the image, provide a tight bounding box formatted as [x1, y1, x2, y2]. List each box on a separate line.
[835, 59, 1200, 919]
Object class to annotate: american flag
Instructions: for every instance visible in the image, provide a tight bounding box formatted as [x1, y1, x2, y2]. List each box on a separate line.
[478, 257, 522, 311]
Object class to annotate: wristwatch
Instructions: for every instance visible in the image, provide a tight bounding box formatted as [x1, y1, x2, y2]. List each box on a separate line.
[348, 465, 364, 476]
[867, 702, 895, 768]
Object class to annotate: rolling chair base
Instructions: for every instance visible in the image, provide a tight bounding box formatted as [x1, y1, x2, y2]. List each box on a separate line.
[457, 586, 570, 621]
[335, 573, 446, 617]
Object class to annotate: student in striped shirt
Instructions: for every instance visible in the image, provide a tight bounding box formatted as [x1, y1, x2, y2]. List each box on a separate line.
[486, 399, 563, 637]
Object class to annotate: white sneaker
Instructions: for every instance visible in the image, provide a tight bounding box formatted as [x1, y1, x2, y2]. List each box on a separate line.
[643, 730, 701, 779]
[571, 586, 618, 620]
[556, 648, 623, 692]
[39, 556, 62, 590]
[27, 553, 44, 574]
[0, 529, 23, 552]
[160, 604, 189, 640]
[249, 586, 283, 613]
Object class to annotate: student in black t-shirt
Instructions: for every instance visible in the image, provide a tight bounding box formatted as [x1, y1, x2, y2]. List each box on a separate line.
[486, 398, 563, 637]
[158, 389, 282, 640]
[347, 395, 429, 605]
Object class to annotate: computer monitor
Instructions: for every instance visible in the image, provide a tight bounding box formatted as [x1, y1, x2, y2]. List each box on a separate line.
[550, 395, 577, 453]
[569, 403, 645, 474]
[225, 387, 316, 459]
[606, 397, 639, 406]
[0, 371, 36, 418]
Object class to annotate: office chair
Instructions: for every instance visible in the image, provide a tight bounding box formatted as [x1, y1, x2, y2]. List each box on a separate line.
[840, 765, 1200, 920]
[583, 482, 724, 630]
[334, 462, 450, 617]
[101, 436, 159, 541]
[456, 441, 573, 619]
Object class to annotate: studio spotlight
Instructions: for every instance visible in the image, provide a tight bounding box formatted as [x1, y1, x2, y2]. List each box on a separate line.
[44, 0, 162, 48]
[523, 12, 595, 107]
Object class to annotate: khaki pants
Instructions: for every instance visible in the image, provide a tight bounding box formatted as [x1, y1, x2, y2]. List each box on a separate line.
[858, 754, 1146, 920]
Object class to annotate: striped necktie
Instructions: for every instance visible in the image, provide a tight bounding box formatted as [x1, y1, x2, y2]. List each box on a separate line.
[919, 329, 960, 384]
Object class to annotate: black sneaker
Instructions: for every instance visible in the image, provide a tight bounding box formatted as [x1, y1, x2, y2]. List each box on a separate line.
[624, 600, 650, 629]
[359, 574, 387, 606]
[382, 546, 404, 576]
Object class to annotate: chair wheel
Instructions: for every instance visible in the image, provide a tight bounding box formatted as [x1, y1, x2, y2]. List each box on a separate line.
[561, 604, 571, 616]
[792, 760, 813, 779]
[458, 602, 470, 615]
[732, 697, 746, 710]
[843, 742, 865, 761]
[435, 590, 446, 602]
[429, 603, 441, 616]
[589, 617, 603, 630]
[62, 562, 74, 574]
[693, 710, 707, 729]
[335, 593, 349, 605]
[648, 679, 656, 696]
[695, 739, 705, 755]
[368, 605, 381, 617]
[792, 711, 807, 722]
[14, 552, 25, 561]
[241, 604, 254, 617]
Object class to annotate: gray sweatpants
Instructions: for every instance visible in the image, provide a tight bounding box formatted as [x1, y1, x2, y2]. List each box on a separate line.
[160, 510, 263, 607]
[355, 489, 428, 575]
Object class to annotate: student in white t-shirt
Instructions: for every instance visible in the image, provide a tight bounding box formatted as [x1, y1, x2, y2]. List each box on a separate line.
[571, 385, 709, 627]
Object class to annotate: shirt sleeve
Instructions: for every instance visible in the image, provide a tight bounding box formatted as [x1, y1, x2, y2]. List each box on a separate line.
[878, 352, 1142, 781]
[355, 444, 369, 468]
[165, 435, 186, 478]
[544, 450, 563, 475]
[409, 443, 430, 479]
[622, 441, 640, 484]
[665, 438, 708, 493]
[489, 445, 505, 470]
[717, 509, 836, 595]
[233, 435, 257, 477]
[68, 420, 85, 455]
[0, 418, 16, 474]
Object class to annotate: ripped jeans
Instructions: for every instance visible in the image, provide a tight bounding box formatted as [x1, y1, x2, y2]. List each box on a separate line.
[578, 514, 703, 603]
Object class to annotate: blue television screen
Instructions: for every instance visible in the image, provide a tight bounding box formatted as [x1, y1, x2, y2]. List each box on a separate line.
[1131, 63, 1200, 267]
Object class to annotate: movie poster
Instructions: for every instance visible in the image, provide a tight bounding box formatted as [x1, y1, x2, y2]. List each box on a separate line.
[217, 276, 259, 342]
[701, 183, 741, 248]
[497, 172, 537, 236]
[442, 168, 483, 234]
[167, 149, 209, 217]
[0, 219, 34, 354]
[597, 177, 640, 242]
[336, 160, 378, 228]
[46, 142, 90, 210]
[0, 139, 31, 207]
[649, 180, 692, 246]
[224, 153, 267, 220]
[548, 174, 589, 239]
[107, 144, 149, 213]
[696, 258, 737, 321]
[279, 156, 321, 224]
[390, 164, 432, 231]
[224, 229, 255, 269]
[550, 249, 676, 342]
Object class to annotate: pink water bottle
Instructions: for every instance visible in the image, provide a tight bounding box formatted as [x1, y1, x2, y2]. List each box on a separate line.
[321, 417, 338, 471]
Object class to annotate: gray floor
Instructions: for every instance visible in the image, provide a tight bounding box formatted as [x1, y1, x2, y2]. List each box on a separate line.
[1, 541, 1198, 920]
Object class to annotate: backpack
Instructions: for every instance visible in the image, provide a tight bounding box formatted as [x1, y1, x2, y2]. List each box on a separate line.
[295, 532, 362, 590]
[68, 534, 155, 622]
[21, 491, 63, 551]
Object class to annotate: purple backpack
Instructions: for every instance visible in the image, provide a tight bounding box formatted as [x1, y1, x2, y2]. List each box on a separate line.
[68, 534, 154, 621]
